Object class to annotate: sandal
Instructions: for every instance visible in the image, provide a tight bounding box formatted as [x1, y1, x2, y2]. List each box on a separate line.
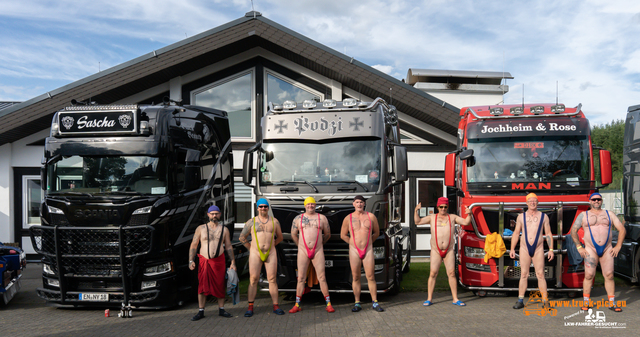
[609, 305, 623, 312]
[423, 300, 432, 306]
[452, 300, 466, 306]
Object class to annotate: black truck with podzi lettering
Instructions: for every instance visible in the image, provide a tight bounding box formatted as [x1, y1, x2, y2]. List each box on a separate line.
[30, 101, 237, 310]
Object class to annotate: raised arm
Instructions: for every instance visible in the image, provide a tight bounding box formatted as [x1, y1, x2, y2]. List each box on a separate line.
[414, 203, 432, 226]
[223, 227, 236, 270]
[239, 219, 252, 250]
[454, 206, 472, 226]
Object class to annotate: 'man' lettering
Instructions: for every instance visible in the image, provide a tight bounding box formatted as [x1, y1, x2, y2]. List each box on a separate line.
[511, 183, 551, 190]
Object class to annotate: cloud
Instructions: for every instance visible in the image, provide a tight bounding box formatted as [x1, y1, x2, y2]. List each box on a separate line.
[371, 65, 394, 75]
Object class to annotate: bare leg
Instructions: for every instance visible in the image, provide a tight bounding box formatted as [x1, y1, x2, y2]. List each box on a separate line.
[518, 247, 533, 298]
[311, 250, 330, 297]
[264, 250, 280, 305]
[599, 247, 616, 298]
[295, 251, 311, 297]
[198, 293, 206, 309]
[442, 249, 458, 302]
[532, 246, 547, 300]
[582, 247, 598, 297]
[247, 252, 263, 303]
[427, 251, 443, 302]
[362, 246, 377, 302]
[349, 248, 363, 303]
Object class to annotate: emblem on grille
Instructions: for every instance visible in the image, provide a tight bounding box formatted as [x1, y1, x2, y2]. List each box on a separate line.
[61, 116, 75, 129]
[118, 114, 132, 128]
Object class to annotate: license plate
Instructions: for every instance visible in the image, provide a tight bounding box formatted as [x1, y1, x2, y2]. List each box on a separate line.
[80, 293, 109, 301]
[325, 260, 333, 268]
[513, 261, 533, 268]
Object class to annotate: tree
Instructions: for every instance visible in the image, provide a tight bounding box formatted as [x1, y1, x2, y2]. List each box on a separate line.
[591, 119, 624, 190]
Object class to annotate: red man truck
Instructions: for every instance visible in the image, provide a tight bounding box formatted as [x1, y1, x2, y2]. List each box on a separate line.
[445, 103, 612, 295]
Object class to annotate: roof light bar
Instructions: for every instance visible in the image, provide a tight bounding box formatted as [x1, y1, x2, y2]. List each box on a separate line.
[551, 104, 565, 113]
[510, 107, 524, 115]
[322, 99, 337, 108]
[531, 106, 544, 115]
[63, 104, 138, 111]
[283, 100, 297, 110]
[302, 100, 317, 109]
[343, 98, 357, 107]
[489, 107, 504, 116]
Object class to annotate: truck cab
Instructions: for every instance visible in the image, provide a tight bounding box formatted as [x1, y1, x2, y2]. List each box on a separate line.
[30, 102, 236, 308]
[243, 98, 410, 294]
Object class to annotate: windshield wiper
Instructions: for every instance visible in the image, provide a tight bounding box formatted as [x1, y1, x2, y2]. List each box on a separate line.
[274, 180, 319, 193]
[49, 191, 94, 198]
[324, 180, 369, 192]
[93, 191, 143, 196]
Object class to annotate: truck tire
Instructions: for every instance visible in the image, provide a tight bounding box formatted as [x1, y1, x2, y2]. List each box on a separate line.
[402, 248, 411, 274]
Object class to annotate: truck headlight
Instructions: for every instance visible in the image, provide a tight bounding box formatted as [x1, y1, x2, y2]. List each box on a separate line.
[132, 206, 152, 215]
[465, 263, 492, 272]
[48, 206, 64, 214]
[373, 246, 385, 259]
[47, 278, 60, 287]
[144, 262, 172, 276]
[464, 247, 485, 259]
[141, 281, 157, 290]
[43, 264, 55, 275]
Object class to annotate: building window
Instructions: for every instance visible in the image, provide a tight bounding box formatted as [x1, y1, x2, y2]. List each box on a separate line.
[416, 178, 445, 216]
[22, 176, 41, 229]
[234, 181, 253, 228]
[192, 70, 254, 139]
[265, 71, 322, 107]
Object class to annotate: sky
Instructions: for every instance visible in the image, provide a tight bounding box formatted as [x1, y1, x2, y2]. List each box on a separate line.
[1, 0, 640, 125]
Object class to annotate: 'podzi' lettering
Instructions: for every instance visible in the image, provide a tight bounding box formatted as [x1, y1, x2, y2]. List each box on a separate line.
[77, 115, 116, 129]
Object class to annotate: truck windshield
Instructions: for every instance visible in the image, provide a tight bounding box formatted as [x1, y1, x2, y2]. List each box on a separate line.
[259, 139, 382, 191]
[47, 156, 168, 195]
[466, 136, 591, 184]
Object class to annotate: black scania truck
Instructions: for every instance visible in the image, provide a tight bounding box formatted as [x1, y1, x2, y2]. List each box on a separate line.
[30, 102, 235, 310]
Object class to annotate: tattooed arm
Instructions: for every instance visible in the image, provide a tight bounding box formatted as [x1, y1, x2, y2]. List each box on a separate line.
[223, 227, 237, 270]
[239, 220, 252, 250]
[188, 225, 202, 270]
[274, 219, 284, 246]
[291, 215, 301, 246]
[321, 215, 331, 244]
[572, 213, 586, 258]
[340, 216, 350, 244]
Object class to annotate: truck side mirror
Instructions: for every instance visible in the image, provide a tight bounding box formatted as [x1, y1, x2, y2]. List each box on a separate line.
[183, 149, 201, 191]
[599, 149, 612, 185]
[445, 153, 455, 187]
[40, 166, 47, 191]
[393, 145, 408, 182]
[243, 150, 254, 187]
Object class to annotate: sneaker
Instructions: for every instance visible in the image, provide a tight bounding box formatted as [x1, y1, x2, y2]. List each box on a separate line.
[326, 305, 335, 313]
[352, 303, 362, 312]
[513, 301, 524, 309]
[191, 311, 205, 321]
[219, 309, 232, 318]
[289, 305, 302, 313]
[372, 302, 385, 312]
[273, 308, 285, 315]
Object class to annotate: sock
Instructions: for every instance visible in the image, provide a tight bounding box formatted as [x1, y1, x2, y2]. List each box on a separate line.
[608, 295, 615, 306]
[373, 300, 379, 307]
[518, 297, 524, 303]
[542, 294, 548, 302]
[273, 304, 280, 311]
[199, 308, 204, 312]
[219, 307, 225, 313]
[248, 302, 254, 311]
[325, 295, 331, 306]
[354, 301, 362, 307]
[583, 294, 590, 306]
[295, 296, 301, 307]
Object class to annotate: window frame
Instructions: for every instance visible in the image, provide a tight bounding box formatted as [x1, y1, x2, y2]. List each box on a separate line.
[263, 69, 324, 113]
[22, 175, 42, 229]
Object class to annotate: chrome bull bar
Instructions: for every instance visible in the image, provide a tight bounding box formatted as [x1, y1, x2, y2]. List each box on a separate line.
[466, 201, 590, 288]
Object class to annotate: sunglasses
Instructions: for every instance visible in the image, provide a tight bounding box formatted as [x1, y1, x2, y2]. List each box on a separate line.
[438, 206, 448, 209]
[590, 198, 602, 202]
[258, 205, 269, 208]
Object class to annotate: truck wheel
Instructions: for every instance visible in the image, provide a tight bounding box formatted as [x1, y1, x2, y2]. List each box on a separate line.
[388, 253, 402, 296]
